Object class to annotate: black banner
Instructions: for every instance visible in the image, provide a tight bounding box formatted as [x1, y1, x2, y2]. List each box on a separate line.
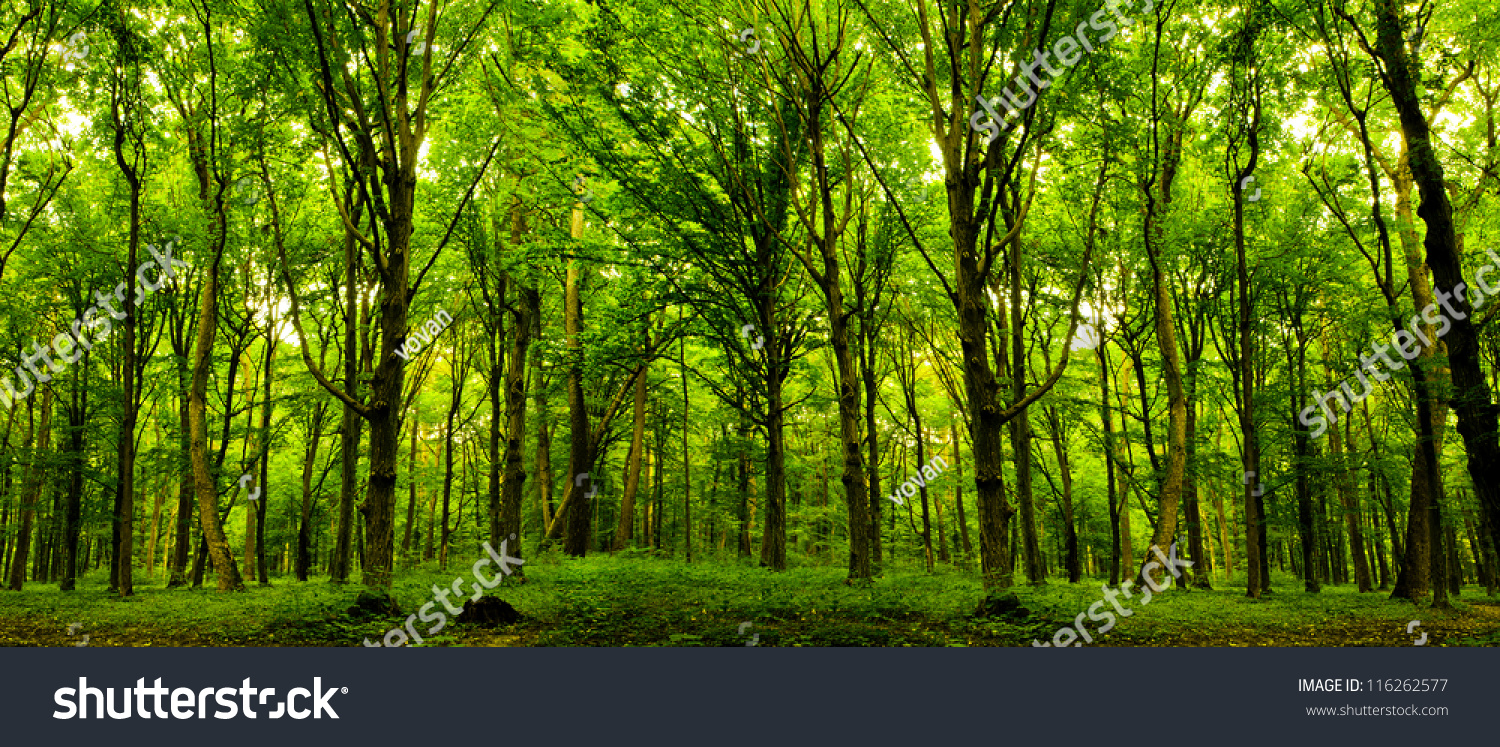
[0, 647, 1489, 745]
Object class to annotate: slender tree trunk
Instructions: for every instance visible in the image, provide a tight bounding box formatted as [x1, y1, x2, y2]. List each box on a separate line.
[561, 247, 594, 556]
[1099, 340, 1121, 586]
[936, 465, 949, 564]
[498, 281, 537, 575]
[615, 347, 647, 551]
[536, 385, 553, 530]
[484, 272, 507, 553]
[736, 419, 750, 557]
[1332, 399, 1372, 591]
[331, 225, 361, 584]
[1216, 486, 1233, 582]
[6, 392, 46, 590]
[862, 337, 883, 567]
[1045, 406, 1079, 583]
[61, 361, 86, 591]
[168, 381, 193, 587]
[402, 406, 418, 556]
[761, 334, 787, 571]
[682, 327, 694, 564]
[1115, 357, 1137, 575]
[242, 349, 259, 580]
[188, 198, 245, 591]
[256, 324, 273, 585]
[1292, 388, 1321, 593]
[440, 352, 464, 569]
[951, 420, 971, 558]
[425, 487, 437, 561]
[298, 403, 325, 581]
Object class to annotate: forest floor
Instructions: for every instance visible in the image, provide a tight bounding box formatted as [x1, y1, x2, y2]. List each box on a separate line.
[2, 550, 1497, 647]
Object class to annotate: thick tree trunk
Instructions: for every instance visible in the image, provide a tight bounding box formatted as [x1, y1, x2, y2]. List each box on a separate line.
[953, 219, 1012, 590]
[826, 279, 870, 580]
[1368, 0, 1500, 574]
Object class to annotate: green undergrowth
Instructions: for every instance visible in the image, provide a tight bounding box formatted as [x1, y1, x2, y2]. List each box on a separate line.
[1, 554, 1495, 647]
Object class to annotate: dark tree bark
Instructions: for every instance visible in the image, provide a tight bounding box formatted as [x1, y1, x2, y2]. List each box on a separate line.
[331, 217, 362, 584]
[298, 400, 327, 581]
[5, 392, 46, 590]
[1044, 405, 1079, 584]
[1351, 0, 1500, 600]
[951, 421, 971, 558]
[60, 352, 87, 591]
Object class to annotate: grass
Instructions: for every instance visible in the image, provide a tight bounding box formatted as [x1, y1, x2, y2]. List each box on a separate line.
[2, 550, 1496, 647]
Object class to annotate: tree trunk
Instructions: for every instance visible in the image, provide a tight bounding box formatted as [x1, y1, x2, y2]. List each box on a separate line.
[440, 348, 465, 569]
[298, 402, 325, 581]
[188, 220, 245, 592]
[535, 375, 554, 530]
[1331, 397, 1372, 591]
[561, 251, 594, 556]
[615, 341, 647, 551]
[682, 327, 693, 564]
[1100, 340, 1121, 586]
[402, 406, 418, 557]
[61, 361, 86, 591]
[168, 377, 193, 587]
[5, 392, 47, 590]
[1366, 0, 1500, 584]
[498, 280, 538, 574]
[951, 420, 971, 558]
[1045, 406, 1079, 583]
[331, 225, 361, 584]
[242, 348, 259, 580]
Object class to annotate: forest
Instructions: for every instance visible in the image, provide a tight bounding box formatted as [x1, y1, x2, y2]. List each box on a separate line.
[1, 0, 1498, 648]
